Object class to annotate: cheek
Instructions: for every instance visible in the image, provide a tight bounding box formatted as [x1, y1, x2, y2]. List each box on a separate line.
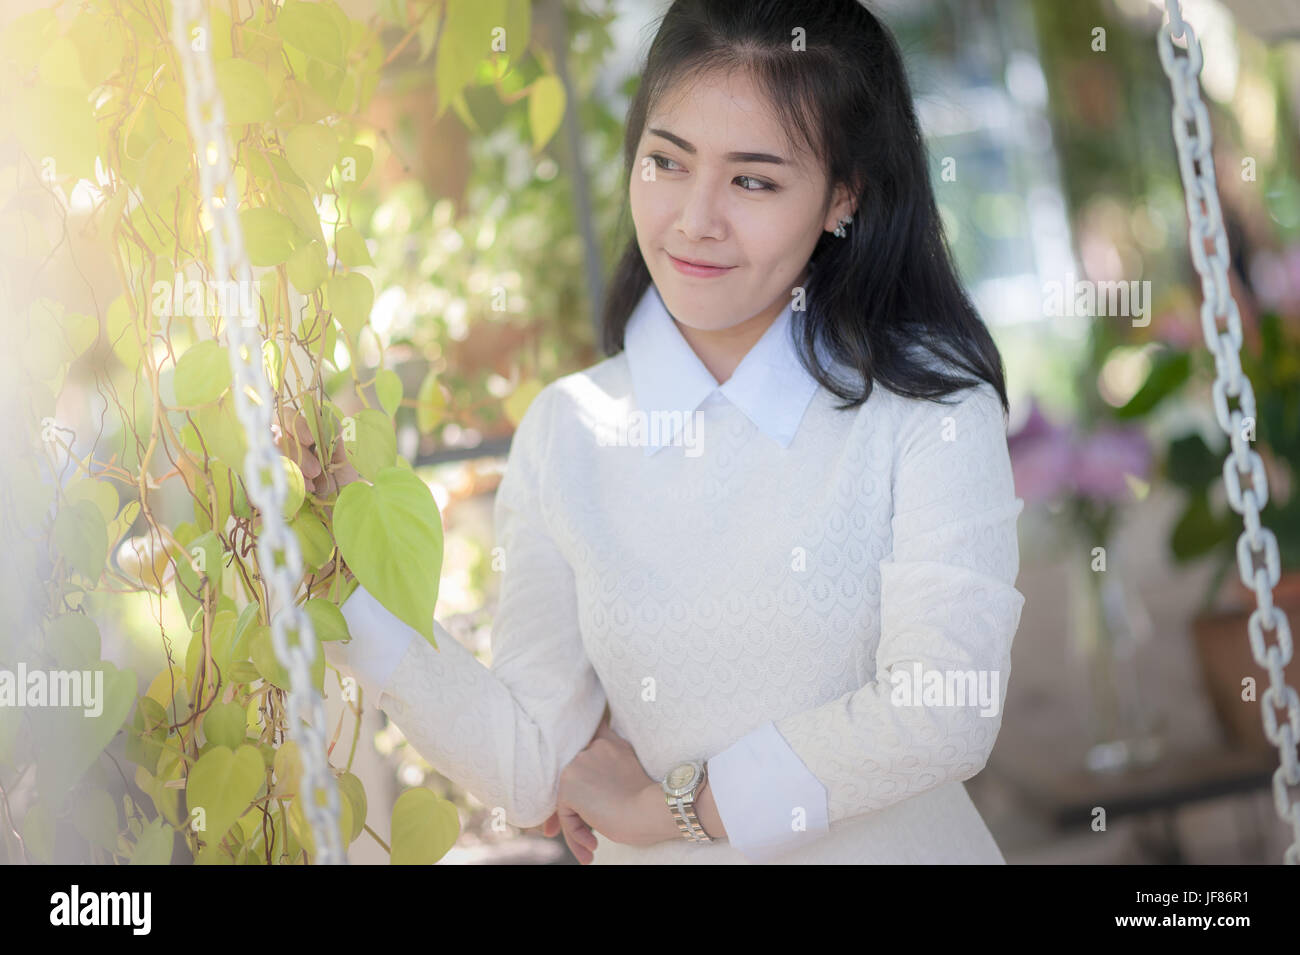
[628, 176, 666, 232]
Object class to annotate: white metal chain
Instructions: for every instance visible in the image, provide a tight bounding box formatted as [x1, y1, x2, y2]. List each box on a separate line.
[1158, 0, 1299, 864]
[169, 0, 345, 863]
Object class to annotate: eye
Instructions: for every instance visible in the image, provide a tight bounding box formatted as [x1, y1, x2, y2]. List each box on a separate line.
[648, 153, 777, 192]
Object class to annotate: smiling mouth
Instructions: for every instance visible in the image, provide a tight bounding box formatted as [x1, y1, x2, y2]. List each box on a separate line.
[666, 251, 736, 275]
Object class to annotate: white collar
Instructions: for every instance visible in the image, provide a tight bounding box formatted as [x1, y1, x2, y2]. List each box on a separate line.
[623, 283, 822, 455]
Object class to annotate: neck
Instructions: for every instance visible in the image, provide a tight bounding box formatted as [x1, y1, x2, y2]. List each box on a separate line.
[673, 266, 808, 385]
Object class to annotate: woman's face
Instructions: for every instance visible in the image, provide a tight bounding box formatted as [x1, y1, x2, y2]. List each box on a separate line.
[629, 68, 855, 334]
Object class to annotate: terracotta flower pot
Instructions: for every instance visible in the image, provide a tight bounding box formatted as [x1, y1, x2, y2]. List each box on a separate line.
[1191, 569, 1300, 755]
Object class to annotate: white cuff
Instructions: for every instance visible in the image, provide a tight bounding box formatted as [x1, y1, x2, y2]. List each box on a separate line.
[707, 720, 830, 862]
[328, 583, 417, 705]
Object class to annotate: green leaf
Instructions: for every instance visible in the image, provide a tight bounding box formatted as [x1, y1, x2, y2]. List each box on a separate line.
[291, 509, 335, 569]
[288, 786, 353, 856]
[174, 340, 233, 407]
[1170, 491, 1233, 562]
[54, 498, 108, 582]
[72, 787, 120, 850]
[501, 0, 532, 69]
[1, 9, 58, 71]
[139, 138, 191, 210]
[333, 466, 443, 645]
[278, 0, 346, 68]
[278, 181, 326, 248]
[64, 477, 119, 524]
[44, 613, 101, 669]
[1115, 349, 1191, 420]
[337, 772, 367, 842]
[528, 75, 566, 153]
[203, 701, 248, 749]
[504, 377, 544, 427]
[416, 371, 446, 434]
[186, 744, 264, 850]
[285, 124, 339, 193]
[332, 143, 373, 194]
[287, 240, 328, 294]
[213, 58, 274, 125]
[341, 407, 397, 480]
[1164, 432, 1222, 490]
[274, 739, 303, 796]
[264, 340, 284, 392]
[390, 788, 459, 864]
[125, 696, 168, 776]
[21, 802, 55, 863]
[11, 86, 98, 181]
[33, 662, 136, 811]
[238, 208, 299, 267]
[304, 598, 350, 643]
[129, 817, 175, 864]
[326, 272, 374, 341]
[249, 623, 325, 693]
[375, 368, 402, 418]
[334, 225, 373, 267]
[185, 395, 248, 468]
[434, 1, 507, 120]
[61, 311, 99, 360]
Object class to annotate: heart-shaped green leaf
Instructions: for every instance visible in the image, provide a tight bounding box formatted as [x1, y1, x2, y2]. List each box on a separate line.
[213, 58, 273, 125]
[186, 744, 264, 850]
[286, 124, 338, 193]
[375, 368, 402, 418]
[326, 272, 373, 341]
[129, 817, 175, 864]
[203, 701, 247, 749]
[53, 498, 108, 582]
[305, 598, 350, 643]
[33, 661, 136, 810]
[174, 340, 233, 407]
[390, 787, 459, 864]
[341, 408, 396, 480]
[333, 466, 443, 645]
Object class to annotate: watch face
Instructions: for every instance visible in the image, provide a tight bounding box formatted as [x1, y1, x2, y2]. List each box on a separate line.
[666, 764, 696, 791]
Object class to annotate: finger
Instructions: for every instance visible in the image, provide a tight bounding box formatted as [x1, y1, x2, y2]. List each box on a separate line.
[559, 806, 598, 858]
[563, 812, 597, 853]
[559, 819, 592, 865]
[542, 811, 560, 838]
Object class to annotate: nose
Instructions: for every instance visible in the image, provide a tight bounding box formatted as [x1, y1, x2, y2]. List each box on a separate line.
[674, 174, 727, 242]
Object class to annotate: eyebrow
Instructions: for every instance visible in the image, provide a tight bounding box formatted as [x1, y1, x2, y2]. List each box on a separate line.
[647, 127, 790, 166]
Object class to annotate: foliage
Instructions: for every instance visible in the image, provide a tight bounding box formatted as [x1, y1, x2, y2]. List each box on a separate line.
[0, 0, 570, 864]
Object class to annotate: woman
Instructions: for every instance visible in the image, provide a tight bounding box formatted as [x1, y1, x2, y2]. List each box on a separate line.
[326, 0, 1026, 864]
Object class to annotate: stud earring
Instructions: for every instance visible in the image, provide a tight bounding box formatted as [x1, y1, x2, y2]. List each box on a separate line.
[833, 214, 853, 238]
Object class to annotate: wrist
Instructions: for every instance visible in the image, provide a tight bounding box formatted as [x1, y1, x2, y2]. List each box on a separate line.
[643, 782, 679, 843]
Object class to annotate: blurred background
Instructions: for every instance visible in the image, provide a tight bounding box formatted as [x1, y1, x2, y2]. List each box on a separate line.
[2, 0, 1298, 864]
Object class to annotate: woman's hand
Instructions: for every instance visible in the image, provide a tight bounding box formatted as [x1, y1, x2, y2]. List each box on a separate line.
[539, 712, 672, 864]
[273, 407, 362, 499]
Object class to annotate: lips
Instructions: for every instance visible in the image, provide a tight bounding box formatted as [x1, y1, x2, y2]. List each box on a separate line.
[666, 251, 735, 277]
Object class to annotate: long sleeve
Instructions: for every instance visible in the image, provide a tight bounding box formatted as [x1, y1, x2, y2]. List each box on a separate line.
[706, 381, 1026, 861]
[327, 384, 607, 829]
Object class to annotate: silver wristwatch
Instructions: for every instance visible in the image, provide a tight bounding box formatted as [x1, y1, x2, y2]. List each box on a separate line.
[662, 760, 713, 843]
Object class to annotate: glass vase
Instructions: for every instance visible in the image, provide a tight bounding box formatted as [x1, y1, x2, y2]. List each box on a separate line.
[1066, 527, 1164, 773]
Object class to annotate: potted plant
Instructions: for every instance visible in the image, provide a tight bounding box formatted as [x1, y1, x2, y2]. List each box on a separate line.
[1118, 308, 1300, 753]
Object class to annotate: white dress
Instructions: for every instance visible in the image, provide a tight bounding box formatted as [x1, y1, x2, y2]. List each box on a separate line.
[329, 282, 1027, 864]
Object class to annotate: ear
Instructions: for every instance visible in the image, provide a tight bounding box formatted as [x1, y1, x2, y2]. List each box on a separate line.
[824, 180, 859, 231]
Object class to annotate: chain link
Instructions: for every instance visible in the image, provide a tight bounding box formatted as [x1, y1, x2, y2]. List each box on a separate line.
[169, 0, 344, 864]
[1159, 0, 1299, 864]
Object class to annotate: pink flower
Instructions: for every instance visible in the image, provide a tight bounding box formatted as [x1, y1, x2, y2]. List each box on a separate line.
[1070, 426, 1152, 501]
[1007, 401, 1074, 505]
[1008, 399, 1152, 506]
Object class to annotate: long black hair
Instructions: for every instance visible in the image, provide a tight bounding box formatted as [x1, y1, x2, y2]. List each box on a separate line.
[600, 0, 1010, 416]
